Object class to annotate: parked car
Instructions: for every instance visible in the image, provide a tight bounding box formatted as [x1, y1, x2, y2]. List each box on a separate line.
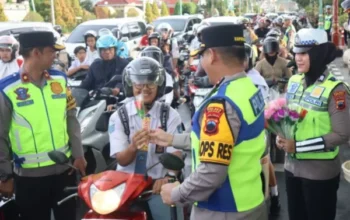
[65, 18, 147, 60]
[0, 22, 61, 42]
[152, 15, 202, 45]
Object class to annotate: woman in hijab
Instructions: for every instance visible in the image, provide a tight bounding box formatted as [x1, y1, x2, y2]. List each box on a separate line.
[277, 28, 350, 220]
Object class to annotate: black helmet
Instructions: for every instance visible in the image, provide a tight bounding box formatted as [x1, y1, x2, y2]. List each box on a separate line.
[244, 43, 256, 70]
[148, 32, 161, 46]
[266, 28, 282, 41]
[140, 46, 164, 66]
[122, 57, 166, 99]
[263, 37, 280, 54]
[111, 27, 121, 40]
[146, 24, 154, 31]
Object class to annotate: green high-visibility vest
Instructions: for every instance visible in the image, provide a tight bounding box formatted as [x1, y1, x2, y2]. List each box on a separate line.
[191, 76, 265, 212]
[283, 25, 295, 45]
[0, 70, 71, 168]
[286, 73, 348, 160]
[324, 15, 333, 31]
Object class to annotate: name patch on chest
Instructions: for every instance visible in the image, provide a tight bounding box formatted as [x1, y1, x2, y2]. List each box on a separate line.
[17, 100, 34, 107]
[52, 94, 67, 99]
[249, 90, 265, 116]
[287, 82, 300, 94]
[304, 96, 323, 106]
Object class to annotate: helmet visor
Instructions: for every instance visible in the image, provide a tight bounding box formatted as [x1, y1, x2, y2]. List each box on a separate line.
[127, 71, 164, 87]
[263, 41, 279, 53]
[141, 51, 164, 65]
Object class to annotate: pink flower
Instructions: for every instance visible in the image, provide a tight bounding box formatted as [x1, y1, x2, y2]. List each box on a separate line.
[275, 98, 287, 109]
[265, 108, 275, 119]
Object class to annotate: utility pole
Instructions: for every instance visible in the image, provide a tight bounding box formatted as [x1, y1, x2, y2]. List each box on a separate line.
[51, 0, 55, 25]
[180, 0, 182, 15]
[31, 0, 36, 12]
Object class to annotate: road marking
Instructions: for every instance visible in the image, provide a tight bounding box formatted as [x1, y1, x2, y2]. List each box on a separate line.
[333, 71, 342, 76]
[336, 76, 345, 81]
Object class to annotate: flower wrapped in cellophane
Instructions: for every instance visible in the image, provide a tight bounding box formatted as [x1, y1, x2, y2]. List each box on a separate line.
[264, 98, 308, 139]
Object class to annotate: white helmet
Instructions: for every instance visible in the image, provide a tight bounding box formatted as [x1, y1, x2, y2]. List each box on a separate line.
[293, 28, 328, 53]
[0, 35, 19, 62]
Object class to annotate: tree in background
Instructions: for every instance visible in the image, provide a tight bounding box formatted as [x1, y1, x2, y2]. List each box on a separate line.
[82, 10, 96, 21]
[95, 6, 110, 19]
[227, 10, 235, 16]
[54, 0, 66, 29]
[160, 1, 169, 16]
[127, 8, 139, 17]
[145, 2, 154, 23]
[81, 0, 94, 13]
[152, 1, 160, 19]
[23, 11, 44, 21]
[0, 3, 7, 21]
[59, 0, 76, 30]
[182, 2, 197, 14]
[174, 2, 181, 15]
[35, 0, 51, 21]
[70, 0, 83, 17]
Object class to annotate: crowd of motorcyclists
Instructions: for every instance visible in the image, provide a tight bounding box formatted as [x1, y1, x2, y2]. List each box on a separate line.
[0, 7, 347, 220]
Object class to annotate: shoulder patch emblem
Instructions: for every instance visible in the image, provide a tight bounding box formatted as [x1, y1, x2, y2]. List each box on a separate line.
[50, 82, 63, 94]
[14, 87, 30, 100]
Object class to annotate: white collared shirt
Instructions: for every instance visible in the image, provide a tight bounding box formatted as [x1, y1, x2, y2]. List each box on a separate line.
[109, 100, 182, 179]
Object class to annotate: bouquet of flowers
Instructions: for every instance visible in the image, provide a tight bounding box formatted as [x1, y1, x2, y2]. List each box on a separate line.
[264, 98, 308, 139]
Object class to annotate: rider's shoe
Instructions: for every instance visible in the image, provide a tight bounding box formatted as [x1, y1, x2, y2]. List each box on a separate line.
[269, 195, 281, 216]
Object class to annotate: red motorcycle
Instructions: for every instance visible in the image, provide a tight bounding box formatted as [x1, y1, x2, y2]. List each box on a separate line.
[48, 151, 184, 220]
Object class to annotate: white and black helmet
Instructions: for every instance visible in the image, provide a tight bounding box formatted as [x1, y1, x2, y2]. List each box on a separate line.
[122, 57, 166, 99]
[0, 35, 19, 62]
[293, 28, 328, 53]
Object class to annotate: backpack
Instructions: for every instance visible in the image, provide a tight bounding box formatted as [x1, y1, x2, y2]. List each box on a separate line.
[117, 102, 170, 142]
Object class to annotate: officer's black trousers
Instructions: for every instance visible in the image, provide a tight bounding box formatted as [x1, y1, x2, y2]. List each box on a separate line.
[285, 170, 340, 220]
[14, 170, 76, 220]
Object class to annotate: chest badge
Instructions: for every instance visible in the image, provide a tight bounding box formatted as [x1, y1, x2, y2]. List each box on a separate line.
[287, 82, 300, 94]
[14, 87, 30, 100]
[50, 82, 63, 94]
[310, 86, 325, 99]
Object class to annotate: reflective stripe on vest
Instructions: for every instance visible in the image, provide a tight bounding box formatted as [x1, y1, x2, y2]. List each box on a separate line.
[2, 71, 71, 168]
[324, 15, 332, 30]
[191, 77, 265, 212]
[286, 73, 343, 160]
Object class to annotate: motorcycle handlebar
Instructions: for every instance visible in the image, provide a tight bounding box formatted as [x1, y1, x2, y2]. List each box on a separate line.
[57, 193, 78, 206]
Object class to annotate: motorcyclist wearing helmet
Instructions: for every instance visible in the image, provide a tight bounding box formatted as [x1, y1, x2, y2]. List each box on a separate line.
[108, 57, 183, 220]
[83, 30, 99, 65]
[189, 24, 200, 52]
[241, 17, 259, 45]
[272, 16, 284, 34]
[156, 23, 180, 68]
[260, 29, 291, 60]
[140, 24, 154, 48]
[148, 32, 161, 47]
[255, 18, 270, 38]
[256, 37, 292, 85]
[0, 35, 22, 79]
[98, 28, 129, 59]
[140, 46, 174, 104]
[80, 34, 129, 94]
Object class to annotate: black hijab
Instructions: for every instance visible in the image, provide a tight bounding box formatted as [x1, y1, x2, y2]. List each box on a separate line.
[304, 42, 337, 87]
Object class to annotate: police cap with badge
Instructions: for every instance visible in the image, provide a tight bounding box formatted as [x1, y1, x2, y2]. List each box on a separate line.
[293, 28, 328, 54]
[18, 31, 65, 51]
[190, 24, 245, 57]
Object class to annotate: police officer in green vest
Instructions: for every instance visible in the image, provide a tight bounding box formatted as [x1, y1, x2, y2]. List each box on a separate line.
[277, 28, 350, 220]
[282, 15, 296, 52]
[324, 5, 333, 41]
[0, 31, 86, 220]
[158, 24, 268, 220]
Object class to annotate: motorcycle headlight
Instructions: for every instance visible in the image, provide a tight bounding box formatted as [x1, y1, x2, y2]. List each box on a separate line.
[90, 183, 126, 215]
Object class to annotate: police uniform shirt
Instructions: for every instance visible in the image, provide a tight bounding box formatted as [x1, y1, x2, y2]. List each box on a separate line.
[109, 100, 182, 179]
[170, 73, 267, 220]
[285, 71, 350, 180]
[246, 68, 269, 100]
[0, 70, 84, 177]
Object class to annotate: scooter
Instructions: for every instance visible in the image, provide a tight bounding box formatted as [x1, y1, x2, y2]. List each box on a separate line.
[48, 150, 185, 220]
[70, 75, 124, 175]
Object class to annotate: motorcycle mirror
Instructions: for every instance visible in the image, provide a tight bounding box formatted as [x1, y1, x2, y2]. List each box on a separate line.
[159, 153, 185, 171]
[48, 150, 69, 165]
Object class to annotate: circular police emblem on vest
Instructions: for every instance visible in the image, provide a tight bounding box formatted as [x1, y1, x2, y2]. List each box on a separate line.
[206, 120, 218, 134]
[15, 87, 30, 100]
[50, 82, 63, 94]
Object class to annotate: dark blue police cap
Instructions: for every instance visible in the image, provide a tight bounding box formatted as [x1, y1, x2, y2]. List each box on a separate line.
[191, 24, 245, 57]
[19, 31, 65, 51]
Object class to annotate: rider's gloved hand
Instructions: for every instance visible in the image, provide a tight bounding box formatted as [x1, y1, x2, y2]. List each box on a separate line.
[100, 87, 113, 96]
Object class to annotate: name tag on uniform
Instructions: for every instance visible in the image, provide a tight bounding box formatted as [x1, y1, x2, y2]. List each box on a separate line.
[250, 90, 265, 116]
[304, 96, 323, 106]
[52, 94, 67, 99]
[310, 86, 325, 99]
[287, 82, 300, 94]
[17, 100, 34, 107]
